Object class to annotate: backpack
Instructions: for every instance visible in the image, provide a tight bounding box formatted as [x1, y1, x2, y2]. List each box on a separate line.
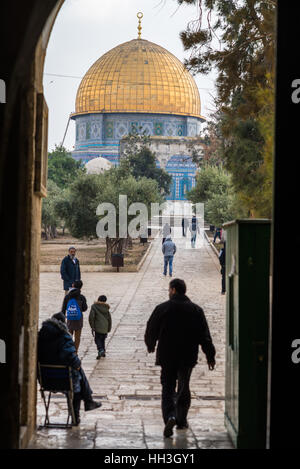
[66, 298, 82, 321]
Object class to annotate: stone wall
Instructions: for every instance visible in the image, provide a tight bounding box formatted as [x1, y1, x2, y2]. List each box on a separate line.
[0, 0, 64, 449]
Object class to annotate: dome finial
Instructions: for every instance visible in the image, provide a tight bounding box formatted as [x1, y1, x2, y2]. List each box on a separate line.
[137, 12, 143, 39]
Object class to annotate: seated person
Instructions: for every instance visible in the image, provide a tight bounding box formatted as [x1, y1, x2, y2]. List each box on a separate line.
[37, 312, 101, 425]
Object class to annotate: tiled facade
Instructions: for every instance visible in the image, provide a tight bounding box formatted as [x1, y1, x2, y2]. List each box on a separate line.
[72, 112, 202, 200]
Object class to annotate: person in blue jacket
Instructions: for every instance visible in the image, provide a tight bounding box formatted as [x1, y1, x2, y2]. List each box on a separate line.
[60, 246, 81, 294]
[37, 312, 101, 425]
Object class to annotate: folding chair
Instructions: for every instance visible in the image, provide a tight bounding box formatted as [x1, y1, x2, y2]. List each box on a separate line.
[37, 363, 76, 428]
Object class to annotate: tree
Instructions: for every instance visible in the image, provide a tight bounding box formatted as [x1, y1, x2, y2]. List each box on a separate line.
[177, 0, 276, 217]
[120, 133, 172, 197]
[187, 165, 231, 203]
[48, 144, 85, 188]
[60, 170, 162, 264]
[42, 180, 61, 239]
[187, 165, 247, 225]
[178, 0, 275, 108]
[56, 173, 104, 240]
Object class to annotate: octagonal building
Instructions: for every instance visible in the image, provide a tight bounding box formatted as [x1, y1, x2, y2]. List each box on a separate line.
[71, 32, 205, 200]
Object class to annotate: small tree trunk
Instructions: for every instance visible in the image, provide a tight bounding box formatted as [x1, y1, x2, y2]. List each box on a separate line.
[43, 225, 49, 240]
[127, 236, 133, 248]
[105, 237, 112, 265]
[50, 225, 58, 238]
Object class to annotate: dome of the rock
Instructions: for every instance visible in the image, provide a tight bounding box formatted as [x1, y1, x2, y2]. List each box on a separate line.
[73, 39, 203, 119]
[71, 21, 205, 201]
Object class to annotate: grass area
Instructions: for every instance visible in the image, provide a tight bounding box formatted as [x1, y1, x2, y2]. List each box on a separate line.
[40, 234, 150, 266]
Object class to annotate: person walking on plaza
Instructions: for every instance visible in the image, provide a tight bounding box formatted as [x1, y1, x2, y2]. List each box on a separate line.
[162, 235, 176, 277]
[60, 246, 81, 295]
[181, 217, 188, 237]
[213, 227, 222, 243]
[62, 280, 87, 353]
[162, 222, 171, 245]
[89, 295, 112, 359]
[189, 215, 200, 248]
[219, 242, 226, 295]
[144, 278, 216, 438]
[37, 312, 102, 426]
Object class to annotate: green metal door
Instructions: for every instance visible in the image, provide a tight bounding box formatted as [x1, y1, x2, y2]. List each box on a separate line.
[224, 219, 271, 448]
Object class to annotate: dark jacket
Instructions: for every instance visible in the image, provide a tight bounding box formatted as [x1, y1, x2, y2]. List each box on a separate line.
[219, 243, 226, 267]
[60, 255, 81, 291]
[62, 288, 88, 331]
[162, 238, 176, 257]
[144, 293, 216, 368]
[89, 302, 112, 334]
[37, 317, 81, 392]
[189, 217, 199, 233]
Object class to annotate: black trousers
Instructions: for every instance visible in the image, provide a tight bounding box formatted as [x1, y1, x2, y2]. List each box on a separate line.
[160, 364, 193, 426]
[221, 265, 226, 293]
[73, 368, 93, 412]
[94, 332, 107, 352]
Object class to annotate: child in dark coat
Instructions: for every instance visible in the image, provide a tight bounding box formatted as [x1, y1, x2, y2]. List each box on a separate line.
[89, 295, 112, 359]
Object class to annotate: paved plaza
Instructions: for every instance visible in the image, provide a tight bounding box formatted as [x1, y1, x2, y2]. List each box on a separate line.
[29, 231, 233, 449]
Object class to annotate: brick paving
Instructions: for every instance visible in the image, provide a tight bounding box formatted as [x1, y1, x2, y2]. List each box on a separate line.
[29, 230, 233, 449]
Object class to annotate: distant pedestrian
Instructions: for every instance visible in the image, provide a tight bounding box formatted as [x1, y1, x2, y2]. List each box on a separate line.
[162, 235, 176, 277]
[189, 216, 200, 248]
[213, 227, 222, 243]
[60, 246, 81, 295]
[62, 280, 87, 353]
[181, 217, 188, 237]
[162, 223, 171, 245]
[89, 295, 112, 359]
[144, 279, 216, 438]
[219, 242, 226, 295]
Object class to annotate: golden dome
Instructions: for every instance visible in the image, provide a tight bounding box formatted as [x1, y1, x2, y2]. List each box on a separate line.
[73, 39, 203, 119]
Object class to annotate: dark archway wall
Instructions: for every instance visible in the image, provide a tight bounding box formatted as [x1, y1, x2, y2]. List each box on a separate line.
[0, 0, 64, 449]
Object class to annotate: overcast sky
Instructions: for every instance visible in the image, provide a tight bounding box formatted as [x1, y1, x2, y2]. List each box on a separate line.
[44, 0, 217, 152]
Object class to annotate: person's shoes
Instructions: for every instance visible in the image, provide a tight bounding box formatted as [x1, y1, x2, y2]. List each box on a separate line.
[73, 399, 81, 425]
[163, 416, 176, 438]
[73, 416, 81, 426]
[97, 349, 105, 359]
[84, 400, 102, 412]
[176, 421, 189, 430]
[169, 274, 172, 277]
[163, 273, 166, 277]
[221, 291, 226, 295]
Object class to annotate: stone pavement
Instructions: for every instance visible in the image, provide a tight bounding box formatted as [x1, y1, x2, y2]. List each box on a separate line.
[29, 230, 233, 449]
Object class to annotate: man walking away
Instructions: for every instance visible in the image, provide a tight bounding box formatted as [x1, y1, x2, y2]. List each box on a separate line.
[60, 246, 81, 295]
[219, 242, 226, 294]
[162, 223, 171, 245]
[62, 280, 87, 353]
[189, 216, 200, 248]
[213, 227, 222, 243]
[89, 295, 112, 359]
[38, 312, 101, 425]
[181, 217, 188, 237]
[144, 279, 216, 438]
[162, 235, 176, 277]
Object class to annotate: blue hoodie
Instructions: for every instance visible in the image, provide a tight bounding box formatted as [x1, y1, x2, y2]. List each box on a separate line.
[162, 237, 176, 256]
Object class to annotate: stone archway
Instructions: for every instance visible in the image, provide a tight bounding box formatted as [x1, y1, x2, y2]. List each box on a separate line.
[0, 0, 64, 449]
